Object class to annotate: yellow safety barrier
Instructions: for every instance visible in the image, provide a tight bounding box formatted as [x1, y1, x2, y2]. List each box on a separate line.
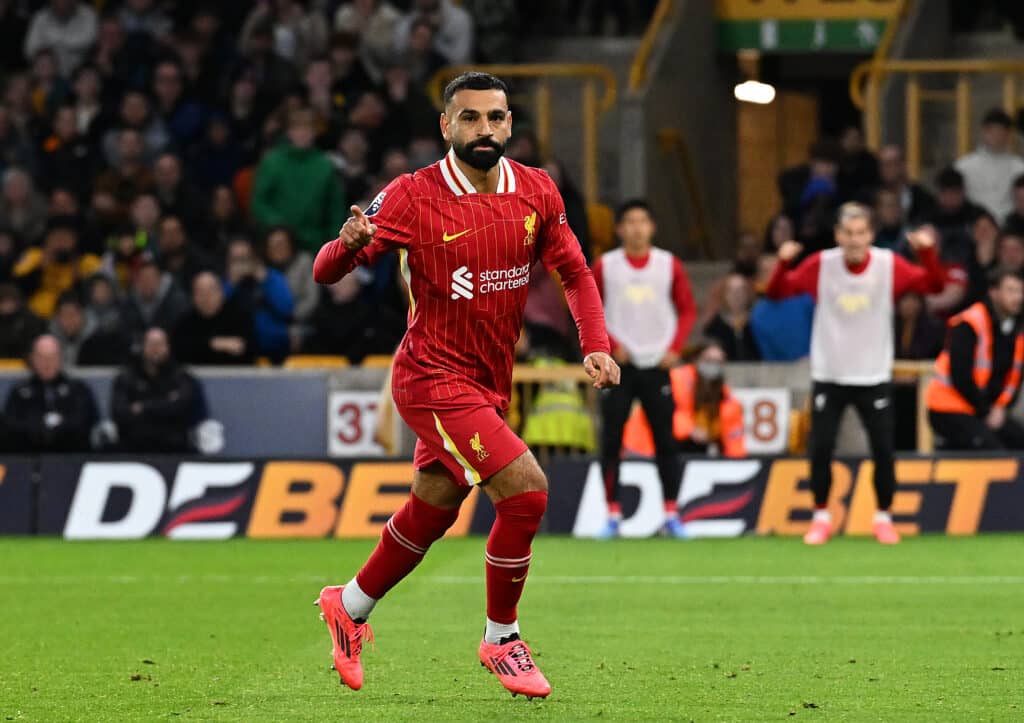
[628, 0, 675, 92]
[426, 64, 617, 204]
[283, 355, 350, 369]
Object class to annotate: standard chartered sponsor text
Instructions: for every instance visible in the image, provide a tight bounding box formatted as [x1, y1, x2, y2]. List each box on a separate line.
[478, 263, 531, 293]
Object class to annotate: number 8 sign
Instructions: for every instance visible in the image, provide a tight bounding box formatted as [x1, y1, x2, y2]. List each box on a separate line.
[327, 391, 386, 457]
[730, 388, 792, 455]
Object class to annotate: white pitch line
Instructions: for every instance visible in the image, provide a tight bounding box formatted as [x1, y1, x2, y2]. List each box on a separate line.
[1, 575, 1024, 585]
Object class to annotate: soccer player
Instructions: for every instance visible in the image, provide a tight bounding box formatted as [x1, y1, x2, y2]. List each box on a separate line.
[592, 200, 696, 538]
[766, 203, 944, 545]
[311, 72, 619, 698]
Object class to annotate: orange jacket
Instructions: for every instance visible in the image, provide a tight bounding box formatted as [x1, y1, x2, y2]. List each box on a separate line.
[622, 364, 746, 458]
[925, 301, 1024, 415]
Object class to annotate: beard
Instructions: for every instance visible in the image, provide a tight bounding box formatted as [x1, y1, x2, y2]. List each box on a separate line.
[452, 137, 505, 171]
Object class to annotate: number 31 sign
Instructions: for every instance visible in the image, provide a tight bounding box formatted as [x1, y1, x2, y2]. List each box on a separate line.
[730, 388, 791, 455]
[327, 391, 385, 457]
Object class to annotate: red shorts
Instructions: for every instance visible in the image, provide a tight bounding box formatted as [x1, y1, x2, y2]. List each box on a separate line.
[397, 394, 528, 486]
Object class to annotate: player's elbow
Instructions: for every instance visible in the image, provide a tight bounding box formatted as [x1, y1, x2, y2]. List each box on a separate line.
[312, 255, 339, 285]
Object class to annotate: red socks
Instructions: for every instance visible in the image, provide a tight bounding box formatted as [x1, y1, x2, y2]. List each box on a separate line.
[355, 493, 460, 599]
[485, 490, 548, 624]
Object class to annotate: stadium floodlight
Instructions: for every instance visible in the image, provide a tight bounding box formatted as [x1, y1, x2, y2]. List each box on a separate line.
[734, 79, 776, 105]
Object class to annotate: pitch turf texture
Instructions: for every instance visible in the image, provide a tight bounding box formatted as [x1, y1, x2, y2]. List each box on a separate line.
[1, 537, 1021, 722]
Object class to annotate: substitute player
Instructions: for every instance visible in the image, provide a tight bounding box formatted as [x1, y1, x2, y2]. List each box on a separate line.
[311, 72, 619, 699]
[766, 203, 943, 545]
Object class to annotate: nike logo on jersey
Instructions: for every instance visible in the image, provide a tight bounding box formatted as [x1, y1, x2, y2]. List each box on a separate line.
[442, 228, 473, 243]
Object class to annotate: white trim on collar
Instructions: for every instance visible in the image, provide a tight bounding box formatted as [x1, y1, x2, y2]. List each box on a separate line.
[500, 156, 516, 193]
[440, 147, 516, 195]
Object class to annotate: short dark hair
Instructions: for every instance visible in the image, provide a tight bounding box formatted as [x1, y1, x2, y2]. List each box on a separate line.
[55, 289, 82, 310]
[809, 140, 841, 165]
[983, 108, 1013, 128]
[442, 72, 509, 108]
[615, 199, 653, 223]
[935, 166, 964, 190]
[988, 265, 1023, 289]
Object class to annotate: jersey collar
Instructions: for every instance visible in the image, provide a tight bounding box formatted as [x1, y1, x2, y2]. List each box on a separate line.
[440, 146, 515, 195]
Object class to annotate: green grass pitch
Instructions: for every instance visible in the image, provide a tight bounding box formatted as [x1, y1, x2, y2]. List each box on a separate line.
[1, 536, 1021, 721]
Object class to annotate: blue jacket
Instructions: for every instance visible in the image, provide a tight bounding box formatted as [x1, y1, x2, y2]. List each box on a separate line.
[750, 294, 815, 361]
[224, 269, 294, 362]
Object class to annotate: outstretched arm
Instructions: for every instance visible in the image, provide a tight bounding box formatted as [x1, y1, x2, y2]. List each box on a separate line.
[765, 241, 820, 300]
[539, 193, 619, 388]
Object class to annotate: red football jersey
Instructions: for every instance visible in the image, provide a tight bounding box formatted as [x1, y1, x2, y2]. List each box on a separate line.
[313, 149, 610, 410]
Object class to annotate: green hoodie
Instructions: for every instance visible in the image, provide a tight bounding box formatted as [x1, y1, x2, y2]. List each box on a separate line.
[252, 142, 346, 253]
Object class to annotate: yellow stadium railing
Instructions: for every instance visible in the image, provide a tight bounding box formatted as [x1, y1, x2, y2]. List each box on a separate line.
[426, 64, 617, 204]
[628, 0, 675, 92]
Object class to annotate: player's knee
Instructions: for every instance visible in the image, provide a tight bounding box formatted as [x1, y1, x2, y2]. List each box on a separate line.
[496, 488, 549, 528]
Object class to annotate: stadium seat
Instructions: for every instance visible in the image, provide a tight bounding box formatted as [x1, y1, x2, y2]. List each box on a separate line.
[0, 358, 26, 370]
[360, 354, 394, 368]
[283, 355, 350, 369]
[586, 201, 615, 258]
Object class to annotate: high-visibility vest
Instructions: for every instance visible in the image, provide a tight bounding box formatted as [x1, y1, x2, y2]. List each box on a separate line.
[622, 364, 746, 458]
[521, 357, 597, 451]
[925, 302, 1024, 415]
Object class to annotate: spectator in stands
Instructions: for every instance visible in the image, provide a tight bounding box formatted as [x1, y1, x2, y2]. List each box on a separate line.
[173, 270, 255, 366]
[121, 260, 188, 343]
[200, 186, 250, 257]
[0, 283, 44, 358]
[70, 64, 103, 138]
[95, 128, 156, 214]
[506, 129, 542, 168]
[400, 18, 449, 85]
[89, 14, 129, 104]
[49, 291, 93, 366]
[928, 166, 984, 265]
[778, 140, 839, 230]
[302, 53, 345, 139]
[117, 0, 172, 42]
[100, 225, 148, 291]
[224, 236, 294, 363]
[24, 0, 98, 77]
[763, 213, 794, 253]
[324, 32, 375, 102]
[704, 273, 761, 361]
[544, 158, 591, 259]
[393, 0, 474, 65]
[592, 200, 694, 539]
[873, 187, 906, 251]
[927, 267, 1024, 450]
[698, 231, 762, 329]
[463, 0, 520, 62]
[152, 60, 205, 151]
[13, 218, 101, 318]
[128, 193, 161, 250]
[0, 105, 38, 179]
[334, 0, 403, 80]
[837, 125, 879, 202]
[252, 106, 346, 254]
[876, 144, 935, 225]
[964, 212, 1002, 306]
[29, 48, 70, 121]
[188, 114, 242, 194]
[2, 167, 47, 245]
[153, 153, 204, 232]
[306, 272, 405, 362]
[41, 105, 100, 201]
[227, 74, 265, 165]
[240, 0, 327, 69]
[381, 63, 439, 141]
[235, 17, 300, 109]
[1002, 174, 1024, 235]
[955, 108, 1024, 223]
[102, 91, 169, 166]
[3, 333, 97, 452]
[893, 292, 943, 360]
[263, 226, 318, 351]
[84, 273, 123, 339]
[112, 326, 199, 452]
[156, 214, 212, 292]
[331, 127, 372, 204]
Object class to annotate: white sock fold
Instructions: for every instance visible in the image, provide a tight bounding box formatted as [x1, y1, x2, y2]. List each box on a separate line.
[813, 508, 832, 523]
[341, 577, 377, 622]
[873, 510, 892, 524]
[484, 617, 520, 644]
